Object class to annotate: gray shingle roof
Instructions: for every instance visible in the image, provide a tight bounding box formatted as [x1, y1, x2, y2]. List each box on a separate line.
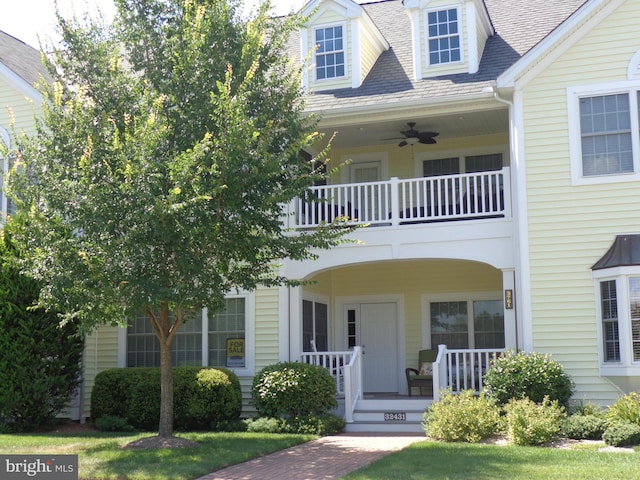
[301, 0, 589, 111]
[0, 30, 49, 91]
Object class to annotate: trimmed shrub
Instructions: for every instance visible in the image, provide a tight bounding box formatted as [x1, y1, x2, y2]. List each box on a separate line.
[251, 362, 337, 417]
[504, 396, 566, 446]
[607, 392, 640, 427]
[483, 350, 574, 407]
[423, 389, 502, 443]
[0, 227, 84, 432]
[94, 415, 135, 432]
[91, 366, 241, 431]
[244, 414, 345, 435]
[173, 367, 242, 430]
[562, 414, 608, 440]
[603, 422, 640, 447]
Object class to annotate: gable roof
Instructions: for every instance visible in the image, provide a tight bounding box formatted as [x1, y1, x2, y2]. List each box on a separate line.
[0, 30, 49, 99]
[297, 0, 588, 113]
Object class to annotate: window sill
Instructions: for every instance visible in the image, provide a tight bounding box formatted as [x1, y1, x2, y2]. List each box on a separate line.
[600, 364, 640, 377]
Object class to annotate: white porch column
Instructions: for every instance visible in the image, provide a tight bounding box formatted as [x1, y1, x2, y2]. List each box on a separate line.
[287, 285, 303, 362]
[502, 268, 517, 349]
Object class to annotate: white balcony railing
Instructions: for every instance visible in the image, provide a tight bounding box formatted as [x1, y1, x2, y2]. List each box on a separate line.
[289, 168, 510, 228]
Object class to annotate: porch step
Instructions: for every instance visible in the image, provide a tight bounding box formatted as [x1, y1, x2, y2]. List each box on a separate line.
[345, 397, 431, 434]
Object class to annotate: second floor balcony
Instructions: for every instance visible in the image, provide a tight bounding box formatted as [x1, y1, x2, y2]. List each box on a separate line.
[287, 167, 511, 229]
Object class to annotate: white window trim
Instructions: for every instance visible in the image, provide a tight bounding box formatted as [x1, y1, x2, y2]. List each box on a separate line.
[414, 145, 509, 177]
[567, 80, 640, 186]
[312, 22, 348, 83]
[422, 292, 503, 350]
[424, 5, 464, 68]
[119, 291, 256, 376]
[593, 268, 640, 376]
[340, 152, 389, 183]
[302, 293, 331, 351]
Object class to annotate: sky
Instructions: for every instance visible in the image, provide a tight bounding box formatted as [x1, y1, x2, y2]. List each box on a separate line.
[0, 0, 310, 49]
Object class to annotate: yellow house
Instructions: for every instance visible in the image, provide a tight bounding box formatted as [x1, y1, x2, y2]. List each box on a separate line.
[4, 0, 640, 433]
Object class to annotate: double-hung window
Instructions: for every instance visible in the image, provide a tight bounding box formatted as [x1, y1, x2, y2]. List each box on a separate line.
[315, 25, 345, 80]
[428, 297, 505, 350]
[594, 273, 640, 374]
[568, 83, 640, 184]
[427, 8, 461, 65]
[126, 295, 253, 372]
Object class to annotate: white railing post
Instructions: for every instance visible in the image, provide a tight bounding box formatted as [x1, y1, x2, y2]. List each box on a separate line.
[390, 177, 399, 226]
[343, 346, 362, 423]
[433, 344, 448, 402]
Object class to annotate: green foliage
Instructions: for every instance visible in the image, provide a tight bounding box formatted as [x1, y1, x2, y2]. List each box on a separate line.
[251, 362, 337, 417]
[422, 390, 502, 443]
[9, 0, 351, 438]
[483, 350, 574, 407]
[504, 397, 566, 446]
[94, 415, 135, 432]
[607, 392, 640, 427]
[91, 367, 241, 430]
[562, 414, 608, 440]
[602, 422, 640, 447]
[0, 226, 84, 432]
[244, 414, 345, 436]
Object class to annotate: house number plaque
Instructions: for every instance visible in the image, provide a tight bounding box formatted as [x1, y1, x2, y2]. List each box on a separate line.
[384, 412, 406, 421]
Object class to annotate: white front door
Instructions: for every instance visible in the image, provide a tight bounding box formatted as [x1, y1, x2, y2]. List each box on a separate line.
[359, 302, 398, 392]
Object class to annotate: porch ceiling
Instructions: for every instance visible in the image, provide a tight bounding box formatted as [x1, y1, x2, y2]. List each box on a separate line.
[316, 108, 509, 150]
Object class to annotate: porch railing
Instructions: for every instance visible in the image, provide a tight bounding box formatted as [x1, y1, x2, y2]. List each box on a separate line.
[289, 168, 510, 228]
[300, 350, 354, 396]
[300, 347, 362, 423]
[433, 344, 505, 401]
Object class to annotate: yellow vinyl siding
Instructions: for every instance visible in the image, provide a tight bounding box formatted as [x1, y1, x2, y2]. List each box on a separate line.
[0, 78, 41, 137]
[82, 325, 120, 419]
[521, 0, 640, 403]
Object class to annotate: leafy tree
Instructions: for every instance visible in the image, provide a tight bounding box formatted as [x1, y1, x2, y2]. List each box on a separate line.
[9, 0, 349, 441]
[0, 224, 84, 432]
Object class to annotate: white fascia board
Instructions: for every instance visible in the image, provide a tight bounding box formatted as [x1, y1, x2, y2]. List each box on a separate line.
[309, 90, 497, 124]
[0, 63, 43, 105]
[497, 0, 623, 90]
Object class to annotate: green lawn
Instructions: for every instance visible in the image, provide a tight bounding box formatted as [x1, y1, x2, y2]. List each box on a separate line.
[0, 431, 315, 480]
[3, 431, 640, 480]
[344, 440, 640, 480]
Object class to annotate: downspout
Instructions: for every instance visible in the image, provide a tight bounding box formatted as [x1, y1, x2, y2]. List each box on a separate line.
[492, 84, 530, 352]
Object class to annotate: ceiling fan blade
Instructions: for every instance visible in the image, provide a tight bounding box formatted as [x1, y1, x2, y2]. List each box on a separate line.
[418, 137, 437, 145]
[398, 140, 408, 147]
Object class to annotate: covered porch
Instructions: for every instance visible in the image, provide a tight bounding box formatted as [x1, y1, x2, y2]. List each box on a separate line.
[301, 345, 504, 431]
[284, 256, 516, 432]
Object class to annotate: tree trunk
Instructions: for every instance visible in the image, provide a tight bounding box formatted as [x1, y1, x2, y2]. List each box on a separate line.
[157, 302, 174, 438]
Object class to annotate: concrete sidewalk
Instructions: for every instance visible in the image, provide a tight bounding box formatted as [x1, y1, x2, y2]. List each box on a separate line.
[196, 433, 425, 480]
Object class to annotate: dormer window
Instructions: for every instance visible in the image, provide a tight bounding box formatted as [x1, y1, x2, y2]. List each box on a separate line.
[315, 25, 346, 80]
[427, 8, 461, 65]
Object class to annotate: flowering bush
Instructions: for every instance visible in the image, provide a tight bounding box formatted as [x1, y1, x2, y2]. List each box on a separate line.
[483, 350, 574, 407]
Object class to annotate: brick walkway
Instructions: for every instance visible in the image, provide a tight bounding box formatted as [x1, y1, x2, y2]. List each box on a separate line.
[196, 433, 425, 480]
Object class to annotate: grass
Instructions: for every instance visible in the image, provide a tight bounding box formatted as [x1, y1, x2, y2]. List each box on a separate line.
[343, 440, 640, 480]
[0, 430, 315, 480]
[4, 430, 640, 480]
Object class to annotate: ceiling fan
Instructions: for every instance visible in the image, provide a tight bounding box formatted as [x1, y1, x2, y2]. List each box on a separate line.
[385, 122, 439, 147]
